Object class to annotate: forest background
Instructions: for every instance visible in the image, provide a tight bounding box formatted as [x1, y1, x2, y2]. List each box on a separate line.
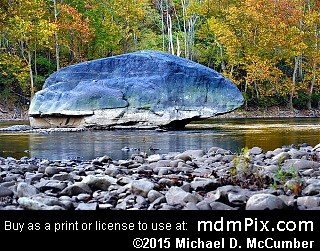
[0, 0, 319, 119]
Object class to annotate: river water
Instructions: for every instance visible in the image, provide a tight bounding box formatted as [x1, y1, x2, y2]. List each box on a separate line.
[0, 117, 319, 161]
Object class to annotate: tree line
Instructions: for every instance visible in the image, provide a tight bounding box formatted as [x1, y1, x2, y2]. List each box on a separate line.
[0, 0, 319, 113]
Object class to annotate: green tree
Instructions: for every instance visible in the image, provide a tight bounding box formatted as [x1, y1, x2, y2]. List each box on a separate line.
[0, 52, 29, 109]
[51, 1, 92, 66]
[303, 1, 320, 109]
[1, 0, 56, 98]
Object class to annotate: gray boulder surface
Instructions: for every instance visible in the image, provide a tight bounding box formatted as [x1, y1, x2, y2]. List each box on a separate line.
[28, 50, 244, 129]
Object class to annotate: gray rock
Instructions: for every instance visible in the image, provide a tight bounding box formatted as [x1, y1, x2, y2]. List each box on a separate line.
[147, 190, 164, 203]
[195, 201, 211, 210]
[209, 201, 238, 210]
[283, 159, 320, 171]
[297, 196, 320, 210]
[0, 124, 32, 131]
[76, 202, 98, 210]
[185, 201, 201, 210]
[165, 186, 199, 206]
[34, 179, 67, 192]
[130, 179, 155, 197]
[246, 194, 288, 210]
[181, 149, 206, 158]
[60, 182, 92, 196]
[28, 50, 244, 129]
[248, 146, 263, 155]
[0, 185, 14, 197]
[302, 184, 320, 196]
[190, 177, 220, 191]
[82, 174, 117, 190]
[17, 182, 39, 197]
[1, 143, 320, 210]
[17, 197, 65, 210]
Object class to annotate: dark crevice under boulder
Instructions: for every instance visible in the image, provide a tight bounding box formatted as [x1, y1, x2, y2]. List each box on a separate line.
[28, 50, 244, 130]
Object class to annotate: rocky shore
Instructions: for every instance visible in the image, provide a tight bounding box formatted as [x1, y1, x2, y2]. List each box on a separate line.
[1, 142, 320, 210]
[1, 106, 319, 210]
[215, 106, 320, 119]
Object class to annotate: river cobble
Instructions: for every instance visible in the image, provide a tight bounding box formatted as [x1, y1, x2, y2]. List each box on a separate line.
[0, 141, 320, 210]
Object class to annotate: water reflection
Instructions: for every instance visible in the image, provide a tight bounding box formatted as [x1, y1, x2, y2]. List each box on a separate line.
[0, 117, 319, 160]
[0, 133, 31, 159]
[27, 130, 245, 161]
[190, 117, 320, 152]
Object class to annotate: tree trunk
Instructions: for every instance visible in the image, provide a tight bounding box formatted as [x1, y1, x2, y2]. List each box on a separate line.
[160, 0, 165, 51]
[53, 0, 60, 71]
[289, 56, 299, 110]
[181, 0, 188, 59]
[307, 22, 318, 110]
[307, 67, 315, 110]
[167, 14, 174, 54]
[176, 35, 181, 56]
[28, 50, 35, 99]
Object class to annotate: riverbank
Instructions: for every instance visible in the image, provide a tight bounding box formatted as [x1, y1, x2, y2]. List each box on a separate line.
[0, 107, 28, 122]
[215, 106, 320, 119]
[1, 106, 319, 123]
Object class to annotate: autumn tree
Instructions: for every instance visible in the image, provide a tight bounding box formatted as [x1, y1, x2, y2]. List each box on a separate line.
[50, 1, 92, 67]
[80, 0, 150, 58]
[0, 51, 29, 111]
[1, 0, 56, 98]
[197, 0, 320, 109]
[0, 0, 319, 111]
[303, 0, 320, 109]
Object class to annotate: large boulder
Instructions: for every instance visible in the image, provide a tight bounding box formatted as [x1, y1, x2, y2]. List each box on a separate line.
[28, 50, 244, 129]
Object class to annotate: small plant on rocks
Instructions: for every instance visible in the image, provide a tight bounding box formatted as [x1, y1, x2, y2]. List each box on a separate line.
[272, 165, 305, 195]
[225, 146, 272, 190]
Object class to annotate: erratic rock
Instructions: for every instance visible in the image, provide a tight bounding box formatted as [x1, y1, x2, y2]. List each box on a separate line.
[28, 50, 244, 129]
